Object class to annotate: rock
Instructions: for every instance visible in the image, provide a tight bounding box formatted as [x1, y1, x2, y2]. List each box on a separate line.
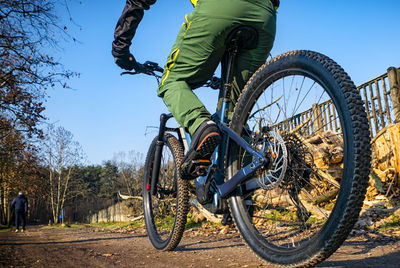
[354, 219, 367, 229]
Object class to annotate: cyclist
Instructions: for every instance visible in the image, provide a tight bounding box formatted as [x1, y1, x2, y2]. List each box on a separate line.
[112, 0, 278, 179]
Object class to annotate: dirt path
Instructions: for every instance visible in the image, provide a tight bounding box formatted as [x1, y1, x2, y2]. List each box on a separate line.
[1, 226, 400, 267]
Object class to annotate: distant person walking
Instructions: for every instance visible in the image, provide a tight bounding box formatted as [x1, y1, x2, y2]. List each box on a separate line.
[11, 191, 28, 232]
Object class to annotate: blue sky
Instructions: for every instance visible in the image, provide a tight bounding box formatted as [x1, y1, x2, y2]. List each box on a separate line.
[44, 0, 400, 165]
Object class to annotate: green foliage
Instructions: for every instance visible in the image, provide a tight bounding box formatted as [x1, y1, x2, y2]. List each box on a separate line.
[155, 215, 175, 230]
[264, 209, 296, 222]
[186, 220, 202, 229]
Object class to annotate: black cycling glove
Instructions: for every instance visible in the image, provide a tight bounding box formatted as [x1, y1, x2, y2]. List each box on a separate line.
[114, 53, 146, 73]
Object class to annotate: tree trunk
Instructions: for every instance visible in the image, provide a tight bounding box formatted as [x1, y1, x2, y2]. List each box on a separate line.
[56, 166, 62, 224]
[5, 186, 10, 226]
[0, 186, 3, 225]
[49, 165, 57, 224]
[120, 171, 133, 196]
[60, 167, 73, 221]
[0, 185, 4, 225]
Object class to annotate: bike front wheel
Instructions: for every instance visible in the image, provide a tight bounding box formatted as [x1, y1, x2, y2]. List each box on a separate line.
[143, 133, 189, 251]
[228, 50, 371, 267]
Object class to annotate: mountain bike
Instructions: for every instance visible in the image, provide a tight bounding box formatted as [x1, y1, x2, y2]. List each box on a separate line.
[123, 26, 371, 267]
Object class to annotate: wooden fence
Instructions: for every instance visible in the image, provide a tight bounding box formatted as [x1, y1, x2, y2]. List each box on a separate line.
[273, 67, 400, 137]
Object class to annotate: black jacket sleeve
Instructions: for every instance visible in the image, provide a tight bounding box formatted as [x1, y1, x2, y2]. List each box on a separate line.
[112, 0, 156, 58]
[11, 198, 16, 209]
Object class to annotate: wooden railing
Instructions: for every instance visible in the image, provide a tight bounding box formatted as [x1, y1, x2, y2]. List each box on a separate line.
[273, 67, 400, 137]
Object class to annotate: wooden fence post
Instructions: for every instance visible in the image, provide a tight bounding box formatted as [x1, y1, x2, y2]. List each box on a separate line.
[312, 104, 323, 133]
[388, 67, 400, 123]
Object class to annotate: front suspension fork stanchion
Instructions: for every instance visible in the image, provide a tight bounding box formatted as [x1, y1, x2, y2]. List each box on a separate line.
[151, 113, 173, 196]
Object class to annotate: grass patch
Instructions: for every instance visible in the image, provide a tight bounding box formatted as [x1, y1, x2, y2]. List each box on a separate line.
[186, 219, 202, 229]
[202, 221, 222, 228]
[42, 223, 85, 229]
[88, 222, 132, 229]
[88, 220, 145, 230]
[184, 212, 221, 230]
[154, 215, 175, 230]
[129, 220, 145, 228]
[0, 225, 12, 232]
[378, 215, 400, 232]
[42, 221, 146, 230]
[264, 209, 296, 223]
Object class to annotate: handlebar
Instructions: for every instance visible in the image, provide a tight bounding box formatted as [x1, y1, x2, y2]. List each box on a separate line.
[121, 60, 221, 89]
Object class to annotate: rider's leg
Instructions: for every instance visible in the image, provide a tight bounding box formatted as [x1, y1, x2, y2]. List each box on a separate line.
[16, 210, 22, 231]
[217, 2, 277, 119]
[158, 0, 276, 178]
[158, 0, 276, 134]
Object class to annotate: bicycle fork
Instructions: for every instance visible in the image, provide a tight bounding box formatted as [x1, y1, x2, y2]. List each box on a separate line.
[150, 113, 174, 196]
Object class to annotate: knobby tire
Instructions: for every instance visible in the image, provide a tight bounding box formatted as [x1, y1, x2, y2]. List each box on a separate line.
[228, 50, 371, 267]
[143, 134, 189, 251]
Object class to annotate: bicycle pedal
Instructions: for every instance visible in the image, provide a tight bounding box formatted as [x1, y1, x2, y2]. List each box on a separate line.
[194, 165, 208, 177]
[180, 159, 211, 179]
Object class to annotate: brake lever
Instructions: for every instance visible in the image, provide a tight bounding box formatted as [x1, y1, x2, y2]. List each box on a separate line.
[120, 61, 163, 84]
[120, 71, 139, 76]
[144, 61, 164, 73]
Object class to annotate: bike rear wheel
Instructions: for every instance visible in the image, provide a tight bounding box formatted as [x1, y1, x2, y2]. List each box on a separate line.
[143, 133, 189, 251]
[228, 50, 371, 267]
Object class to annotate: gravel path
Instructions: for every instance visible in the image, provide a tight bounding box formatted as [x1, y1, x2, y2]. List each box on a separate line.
[1, 226, 400, 267]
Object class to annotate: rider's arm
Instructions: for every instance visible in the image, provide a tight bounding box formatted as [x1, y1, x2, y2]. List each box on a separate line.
[112, 0, 156, 70]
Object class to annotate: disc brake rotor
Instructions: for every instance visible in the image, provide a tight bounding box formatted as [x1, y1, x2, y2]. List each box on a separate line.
[256, 130, 288, 190]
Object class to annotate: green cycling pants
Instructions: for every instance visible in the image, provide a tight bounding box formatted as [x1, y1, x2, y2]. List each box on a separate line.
[158, 0, 276, 134]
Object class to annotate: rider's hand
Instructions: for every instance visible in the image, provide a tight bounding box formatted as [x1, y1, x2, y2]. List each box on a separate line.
[114, 53, 146, 73]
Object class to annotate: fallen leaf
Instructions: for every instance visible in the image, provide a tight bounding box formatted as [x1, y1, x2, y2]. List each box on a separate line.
[102, 254, 112, 257]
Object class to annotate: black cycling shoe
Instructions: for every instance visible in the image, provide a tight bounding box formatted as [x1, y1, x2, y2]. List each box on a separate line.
[180, 120, 221, 180]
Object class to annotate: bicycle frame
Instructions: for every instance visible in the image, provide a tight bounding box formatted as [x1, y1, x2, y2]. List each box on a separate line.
[154, 113, 269, 202]
[151, 31, 272, 210]
[215, 122, 268, 198]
